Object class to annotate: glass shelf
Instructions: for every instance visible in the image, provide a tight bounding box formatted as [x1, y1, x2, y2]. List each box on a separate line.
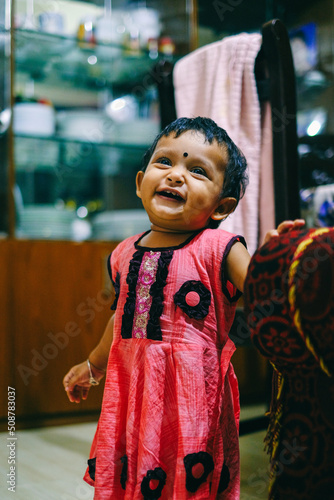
[14, 28, 171, 88]
[10, 1, 184, 241]
[12, 25, 163, 241]
[14, 131, 154, 151]
[14, 134, 151, 195]
[5, 0, 192, 241]
[14, 132, 149, 241]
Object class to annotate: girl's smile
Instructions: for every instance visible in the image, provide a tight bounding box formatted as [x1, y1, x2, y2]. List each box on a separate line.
[136, 130, 237, 236]
[156, 187, 185, 202]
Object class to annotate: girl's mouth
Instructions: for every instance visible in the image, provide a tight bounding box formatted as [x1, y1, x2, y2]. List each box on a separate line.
[157, 190, 184, 202]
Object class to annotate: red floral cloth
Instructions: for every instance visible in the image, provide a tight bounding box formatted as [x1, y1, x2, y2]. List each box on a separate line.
[84, 228, 245, 499]
[244, 227, 334, 500]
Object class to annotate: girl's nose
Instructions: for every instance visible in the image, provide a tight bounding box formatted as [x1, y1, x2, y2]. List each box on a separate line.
[166, 165, 184, 184]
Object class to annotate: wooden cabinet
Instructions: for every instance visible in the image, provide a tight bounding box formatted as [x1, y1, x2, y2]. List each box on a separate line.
[0, 241, 14, 425]
[0, 239, 118, 429]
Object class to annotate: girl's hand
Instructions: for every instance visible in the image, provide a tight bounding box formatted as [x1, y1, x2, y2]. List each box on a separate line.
[63, 360, 105, 403]
[262, 219, 305, 245]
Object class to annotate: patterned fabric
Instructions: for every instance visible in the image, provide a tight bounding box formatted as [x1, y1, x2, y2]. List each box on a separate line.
[244, 227, 334, 500]
[132, 251, 161, 339]
[84, 228, 246, 499]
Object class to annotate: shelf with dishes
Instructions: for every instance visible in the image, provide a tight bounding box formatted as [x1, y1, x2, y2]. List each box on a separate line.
[10, 2, 175, 243]
[14, 26, 176, 88]
[12, 105, 158, 242]
[15, 203, 151, 242]
[13, 114, 160, 149]
[13, 130, 154, 242]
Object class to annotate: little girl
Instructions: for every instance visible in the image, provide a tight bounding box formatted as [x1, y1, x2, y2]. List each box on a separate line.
[63, 117, 304, 499]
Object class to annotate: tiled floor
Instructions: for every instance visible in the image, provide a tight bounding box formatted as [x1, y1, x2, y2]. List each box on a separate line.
[1, 406, 270, 500]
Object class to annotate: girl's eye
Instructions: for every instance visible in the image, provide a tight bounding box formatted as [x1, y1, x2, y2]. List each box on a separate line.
[156, 157, 171, 166]
[191, 167, 208, 177]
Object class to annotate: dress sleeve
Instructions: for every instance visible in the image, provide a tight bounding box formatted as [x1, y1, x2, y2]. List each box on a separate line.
[221, 235, 247, 302]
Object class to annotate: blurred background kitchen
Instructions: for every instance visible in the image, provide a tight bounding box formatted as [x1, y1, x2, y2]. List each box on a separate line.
[0, 0, 334, 498]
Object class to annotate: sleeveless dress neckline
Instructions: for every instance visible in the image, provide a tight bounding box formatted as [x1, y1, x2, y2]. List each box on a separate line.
[134, 228, 205, 252]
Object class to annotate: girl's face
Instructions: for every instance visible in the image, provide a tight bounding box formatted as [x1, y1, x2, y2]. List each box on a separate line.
[136, 131, 236, 233]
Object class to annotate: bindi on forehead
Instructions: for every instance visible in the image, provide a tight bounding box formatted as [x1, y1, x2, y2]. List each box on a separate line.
[183, 152, 188, 157]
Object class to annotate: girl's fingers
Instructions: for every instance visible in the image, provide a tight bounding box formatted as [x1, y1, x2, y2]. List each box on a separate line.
[277, 219, 305, 234]
[82, 388, 90, 400]
[262, 219, 306, 246]
[262, 229, 278, 245]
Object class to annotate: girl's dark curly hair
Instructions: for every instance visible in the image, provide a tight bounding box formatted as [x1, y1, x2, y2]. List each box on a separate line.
[141, 116, 248, 228]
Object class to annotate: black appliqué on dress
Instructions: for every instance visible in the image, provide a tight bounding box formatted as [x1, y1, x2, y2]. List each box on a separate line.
[120, 455, 128, 490]
[87, 457, 96, 482]
[174, 280, 211, 319]
[110, 271, 120, 310]
[183, 451, 214, 492]
[120, 249, 173, 340]
[121, 250, 144, 338]
[140, 467, 167, 499]
[218, 463, 230, 493]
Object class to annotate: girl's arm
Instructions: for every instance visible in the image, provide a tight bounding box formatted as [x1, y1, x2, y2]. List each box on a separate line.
[226, 219, 305, 293]
[226, 241, 251, 293]
[63, 314, 115, 403]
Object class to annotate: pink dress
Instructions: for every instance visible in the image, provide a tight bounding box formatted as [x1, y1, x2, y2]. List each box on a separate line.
[84, 228, 245, 499]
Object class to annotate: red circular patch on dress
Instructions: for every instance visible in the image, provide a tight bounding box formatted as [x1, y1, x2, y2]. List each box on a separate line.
[149, 479, 159, 490]
[185, 291, 201, 307]
[192, 463, 205, 479]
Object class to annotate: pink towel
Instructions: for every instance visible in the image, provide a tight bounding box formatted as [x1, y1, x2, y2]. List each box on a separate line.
[174, 33, 275, 254]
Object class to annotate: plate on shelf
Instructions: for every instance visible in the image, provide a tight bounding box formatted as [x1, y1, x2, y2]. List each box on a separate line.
[13, 102, 56, 137]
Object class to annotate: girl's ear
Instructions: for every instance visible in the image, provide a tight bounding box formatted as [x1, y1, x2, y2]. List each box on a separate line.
[136, 171, 144, 198]
[211, 197, 237, 221]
